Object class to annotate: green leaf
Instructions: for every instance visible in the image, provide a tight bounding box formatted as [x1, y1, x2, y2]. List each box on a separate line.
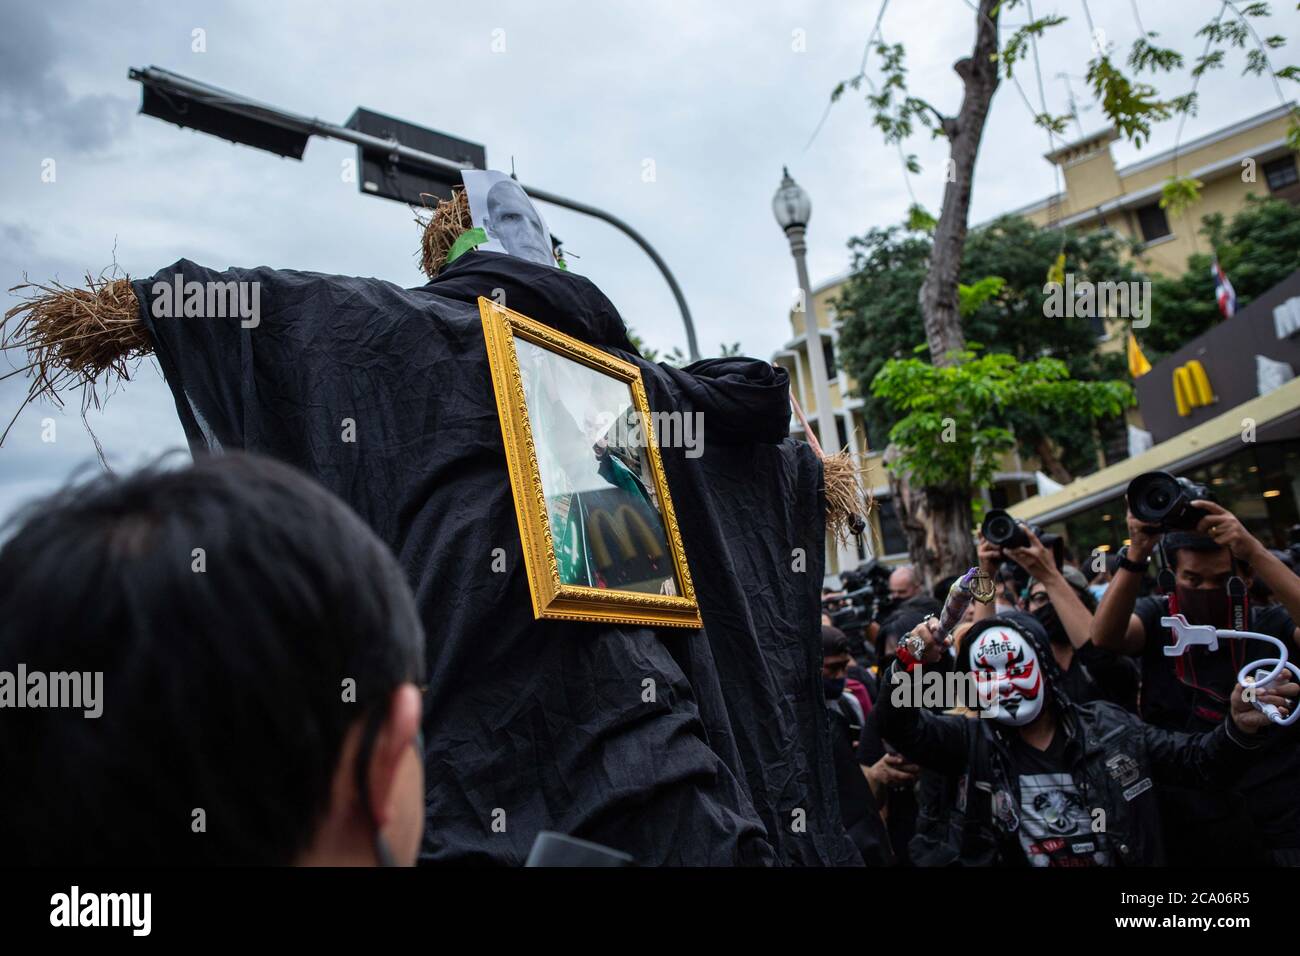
[957, 276, 1007, 317]
[1159, 175, 1204, 217]
[905, 203, 938, 234]
[1086, 55, 1178, 147]
[1128, 37, 1184, 73]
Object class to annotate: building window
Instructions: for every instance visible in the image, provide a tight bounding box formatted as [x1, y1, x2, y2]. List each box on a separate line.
[865, 413, 889, 452]
[836, 415, 849, 451]
[1264, 155, 1299, 193]
[876, 497, 910, 556]
[823, 339, 837, 380]
[1135, 202, 1171, 243]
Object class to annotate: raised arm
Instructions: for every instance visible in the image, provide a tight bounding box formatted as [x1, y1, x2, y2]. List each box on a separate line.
[1088, 511, 1157, 655]
[1193, 499, 1300, 644]
[972, 533, 1003, 623]
[1004, 527, 1092, 649]
[874, 619, 973, 774]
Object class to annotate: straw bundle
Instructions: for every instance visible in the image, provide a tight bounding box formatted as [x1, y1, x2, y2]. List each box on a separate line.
[822, 447, 876, 546]
[416, 187, 473, 280]
[785, 382, 874, 544]
[1, 273, 148, 442]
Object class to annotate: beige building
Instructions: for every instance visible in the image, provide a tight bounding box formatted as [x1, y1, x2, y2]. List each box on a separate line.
[1008, 103, 1299, 275]
[776, 103, 1300, 580]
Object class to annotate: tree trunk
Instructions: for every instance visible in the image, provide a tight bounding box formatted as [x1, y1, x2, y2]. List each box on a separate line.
[906, 0, 1001, 585]
[918, 0, 1001, 367]
[884, 446, 977, 593]
[1033, 435, 1074, 486]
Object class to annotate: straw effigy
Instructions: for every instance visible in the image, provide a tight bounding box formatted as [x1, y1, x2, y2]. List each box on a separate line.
[2, 196, 873, 542]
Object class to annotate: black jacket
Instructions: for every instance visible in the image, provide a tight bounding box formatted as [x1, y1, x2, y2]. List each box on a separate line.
[876, 617, 1265, 866]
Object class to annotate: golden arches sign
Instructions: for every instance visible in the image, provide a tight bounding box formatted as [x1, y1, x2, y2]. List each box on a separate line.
[1172, 360, 1215, 417]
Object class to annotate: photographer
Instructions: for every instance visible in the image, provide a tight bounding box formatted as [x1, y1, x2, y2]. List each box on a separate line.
[876, 612, 1296, 866]
[1090, 495, 1300, 864]
[975, 524, 1137, 711]
[825, 561, 911, 684]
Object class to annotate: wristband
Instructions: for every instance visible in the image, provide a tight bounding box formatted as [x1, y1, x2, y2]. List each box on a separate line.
[896, 633, 925, 673]
[1116, 546, 1150, 574]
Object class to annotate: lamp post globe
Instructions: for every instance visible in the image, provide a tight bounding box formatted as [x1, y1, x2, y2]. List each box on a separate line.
[772, 166, 811, 230]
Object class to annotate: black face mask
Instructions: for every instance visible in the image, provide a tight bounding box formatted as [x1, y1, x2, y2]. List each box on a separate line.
[1032, 603, 1070, 647]
[1174, 584, 1233, 629]
[823, 676, 846, 700]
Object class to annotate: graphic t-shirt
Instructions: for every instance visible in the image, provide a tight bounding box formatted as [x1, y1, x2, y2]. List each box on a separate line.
[1009, 730, 1110, 867]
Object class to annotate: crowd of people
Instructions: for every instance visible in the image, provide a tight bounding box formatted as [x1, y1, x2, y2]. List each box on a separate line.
[4, 450, 1300, 868]
[820, 503, 1300, 867]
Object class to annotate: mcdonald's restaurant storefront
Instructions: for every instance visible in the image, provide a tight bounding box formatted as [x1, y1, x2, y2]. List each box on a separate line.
[1009, 268, 1300, 559]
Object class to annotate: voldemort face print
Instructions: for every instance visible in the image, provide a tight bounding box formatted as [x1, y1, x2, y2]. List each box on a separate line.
[970, 626, 1045, 726]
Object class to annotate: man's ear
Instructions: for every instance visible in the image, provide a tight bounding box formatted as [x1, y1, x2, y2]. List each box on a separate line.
[366, 683, 422, 829]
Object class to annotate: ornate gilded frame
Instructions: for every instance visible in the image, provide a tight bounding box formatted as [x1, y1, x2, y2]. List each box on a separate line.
[479, 296, 702, 629]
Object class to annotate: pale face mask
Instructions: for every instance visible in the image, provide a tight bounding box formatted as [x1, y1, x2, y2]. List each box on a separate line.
[970, 626, 1045, 726]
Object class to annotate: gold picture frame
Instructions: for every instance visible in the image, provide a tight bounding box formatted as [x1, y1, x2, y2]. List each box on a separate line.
[479, 297, 702, 629]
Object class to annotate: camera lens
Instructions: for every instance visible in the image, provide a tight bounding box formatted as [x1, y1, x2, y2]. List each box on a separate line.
[1128, 471, 1181, 525]
[982, 510, 1017, 546]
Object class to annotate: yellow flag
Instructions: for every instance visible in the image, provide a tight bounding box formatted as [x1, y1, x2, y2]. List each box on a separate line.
[1128, 331, 1152, 378]
[1046, 252, 1066, 287]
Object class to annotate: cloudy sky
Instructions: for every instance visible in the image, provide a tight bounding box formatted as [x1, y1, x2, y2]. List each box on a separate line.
[2, 0, 1297, 520]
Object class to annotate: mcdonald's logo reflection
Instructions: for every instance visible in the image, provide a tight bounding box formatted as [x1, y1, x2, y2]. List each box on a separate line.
[550, 487, 677, 595]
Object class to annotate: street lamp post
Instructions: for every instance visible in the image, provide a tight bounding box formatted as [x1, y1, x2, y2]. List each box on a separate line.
[127, 65, 700, 360]
[773, 167, 839, 455]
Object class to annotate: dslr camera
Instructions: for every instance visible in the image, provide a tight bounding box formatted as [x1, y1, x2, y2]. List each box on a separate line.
[823, 560, 895, 641]
[981, 509, 1065, 569]
[1126, 471, 1212, 531]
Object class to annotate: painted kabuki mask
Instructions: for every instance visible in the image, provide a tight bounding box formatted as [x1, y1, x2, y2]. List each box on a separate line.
[970, 626, 1045, 726]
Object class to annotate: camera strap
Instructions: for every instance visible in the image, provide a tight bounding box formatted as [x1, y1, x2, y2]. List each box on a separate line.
[1228, 571, 1248, 632]
[1154, 538, 1175, 595]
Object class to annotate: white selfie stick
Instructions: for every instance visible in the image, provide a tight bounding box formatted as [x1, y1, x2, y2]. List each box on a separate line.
[1161, 614, 1300, 726]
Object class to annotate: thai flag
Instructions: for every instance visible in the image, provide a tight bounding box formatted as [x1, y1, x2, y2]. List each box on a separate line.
[1212, 258, 1236, 319]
